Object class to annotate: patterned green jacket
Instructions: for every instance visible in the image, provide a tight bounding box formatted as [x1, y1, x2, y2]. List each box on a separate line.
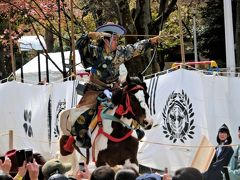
[228, 145, 240, 180]
[77, 34, 151, 85]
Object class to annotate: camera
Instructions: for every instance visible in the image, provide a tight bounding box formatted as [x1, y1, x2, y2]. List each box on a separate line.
[0, 156, 5, 162]
[79, 162, 85, 172]
[16, 149, 33, 167]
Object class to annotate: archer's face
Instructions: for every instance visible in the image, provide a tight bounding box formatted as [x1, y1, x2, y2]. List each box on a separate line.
[105, 36, 118, 52]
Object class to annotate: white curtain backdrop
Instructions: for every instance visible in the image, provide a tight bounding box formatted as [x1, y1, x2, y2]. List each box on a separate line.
[138, 69, 240, 171]
[0, 69, 239, 171]
[0, 81, 79, 159]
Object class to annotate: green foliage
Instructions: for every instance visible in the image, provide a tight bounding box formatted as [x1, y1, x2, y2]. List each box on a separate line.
[198, 0, 226, 66]
[160, 5, 193, 51]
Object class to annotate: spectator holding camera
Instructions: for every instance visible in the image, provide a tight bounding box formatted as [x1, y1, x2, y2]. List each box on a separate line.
[26, 159, 39, 180]
[0, 155, 39, 180]
[75, 162, 91, 180]
[0, 156, 13, 180]
[0, 156, 12, 175]
[76, 162, 116, 180]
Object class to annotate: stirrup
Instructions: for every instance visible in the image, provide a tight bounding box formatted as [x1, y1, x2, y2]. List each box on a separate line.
[76, 135, 92, 149]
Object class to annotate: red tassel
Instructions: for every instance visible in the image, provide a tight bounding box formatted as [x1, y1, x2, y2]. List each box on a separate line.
[63, 136, 75, 153]
[115, 105, 124, 116]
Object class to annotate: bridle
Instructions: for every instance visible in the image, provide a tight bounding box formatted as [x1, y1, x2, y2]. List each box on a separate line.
[92, 84, 147, 162]
[115, 84, 145, 118]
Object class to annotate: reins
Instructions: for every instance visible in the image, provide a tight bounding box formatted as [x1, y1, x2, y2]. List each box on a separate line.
[92, 105, 133, 162]
[115, 85, 144, 117]
[92, 84, 145, 162]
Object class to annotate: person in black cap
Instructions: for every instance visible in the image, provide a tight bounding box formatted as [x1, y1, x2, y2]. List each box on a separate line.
[0, 173, 13, 180]
[203, 124, 234, 180]
[48, 173, 69, 180]
[42, 159, 72, 179]
[227, 126, 240, 180]
[61, 22, 160, 150]
[172, 167, 203, 180]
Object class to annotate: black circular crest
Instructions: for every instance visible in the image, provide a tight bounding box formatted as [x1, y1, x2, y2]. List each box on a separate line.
[162, 90, 195, 143]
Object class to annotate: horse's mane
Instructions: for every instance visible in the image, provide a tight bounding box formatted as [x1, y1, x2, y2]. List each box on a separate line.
[111, 89, 123, 106]
[111, 76, 144, 106]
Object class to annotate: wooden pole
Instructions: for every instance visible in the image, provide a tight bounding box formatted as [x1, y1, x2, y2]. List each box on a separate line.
[21, 53, 24, 83]
[37, 51, 41, 83]
[177, 3, 185, 64]
[70, 0, 76, 77]
[193, 13, 198, 62]
[9, 130, 13, 150]
[57, 0, 67, 80]
[46, 54, 49, 82]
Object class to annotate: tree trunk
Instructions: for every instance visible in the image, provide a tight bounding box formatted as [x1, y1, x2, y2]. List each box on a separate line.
[118, 0, 142, 76]
[134, 0, 151, 38]
[236, 0, 240, 68]
[45, 29, 54, 52]
[57, 0, 67, 80]
[82, 0, 177, 75]
[0, 46, 5, 79]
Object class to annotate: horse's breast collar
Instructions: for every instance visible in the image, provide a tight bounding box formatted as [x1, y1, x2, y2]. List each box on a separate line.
[92, 105, 133, 162]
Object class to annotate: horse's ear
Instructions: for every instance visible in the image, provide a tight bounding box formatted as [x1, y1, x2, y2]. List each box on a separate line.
[126, 74, 131, 83]
[111, 89, 123, 105]
[138, 73, 144, 82]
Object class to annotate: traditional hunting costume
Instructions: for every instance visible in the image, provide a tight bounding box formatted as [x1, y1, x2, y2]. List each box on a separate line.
[60, 22, 160, 155]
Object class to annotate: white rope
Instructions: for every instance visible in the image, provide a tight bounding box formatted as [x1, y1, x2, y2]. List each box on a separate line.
[9, 73, 77, 85]
[140, 140, 240, 149]
[144, 65, 240, 79]
[0, 73, 14, 83]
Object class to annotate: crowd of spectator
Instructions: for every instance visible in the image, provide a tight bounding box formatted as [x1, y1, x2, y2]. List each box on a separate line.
[0, 124, 239, 180]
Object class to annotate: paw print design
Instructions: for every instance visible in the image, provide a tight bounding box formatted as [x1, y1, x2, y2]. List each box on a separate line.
[54, 100, 66, 138]
[23, 110, 33, 137]
[53, 126, 60, 138]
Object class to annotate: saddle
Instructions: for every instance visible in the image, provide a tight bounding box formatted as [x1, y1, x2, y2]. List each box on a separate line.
[59, 90, 145, 157]
[59, 92, 110, 155]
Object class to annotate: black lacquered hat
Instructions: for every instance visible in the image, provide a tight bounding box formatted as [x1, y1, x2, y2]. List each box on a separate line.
[96, 22, 126, 35]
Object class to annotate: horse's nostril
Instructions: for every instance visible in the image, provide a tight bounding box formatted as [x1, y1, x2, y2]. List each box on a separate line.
[145, 124, 152, 130]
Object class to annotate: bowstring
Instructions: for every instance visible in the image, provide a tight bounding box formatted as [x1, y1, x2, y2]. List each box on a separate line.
[141, 44, 158, 75]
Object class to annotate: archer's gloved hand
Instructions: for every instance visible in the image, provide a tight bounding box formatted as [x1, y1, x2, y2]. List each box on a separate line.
[103, 89, 112, 99]
[149, 36, 161, 45]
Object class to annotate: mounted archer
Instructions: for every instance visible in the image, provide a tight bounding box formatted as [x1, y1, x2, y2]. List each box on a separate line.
[59, 22, 159, 153]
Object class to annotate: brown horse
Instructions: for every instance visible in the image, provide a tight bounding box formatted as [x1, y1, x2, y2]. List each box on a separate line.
[91, 75, 153, 171]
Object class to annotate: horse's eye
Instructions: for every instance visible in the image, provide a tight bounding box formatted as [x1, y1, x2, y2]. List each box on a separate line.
[143, 121, 148, 125]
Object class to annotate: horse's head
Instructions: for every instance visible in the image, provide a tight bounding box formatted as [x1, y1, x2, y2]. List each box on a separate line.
[112, 74, 153, 130]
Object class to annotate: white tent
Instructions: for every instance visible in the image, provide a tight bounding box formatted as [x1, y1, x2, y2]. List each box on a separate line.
[18, 35, 47, 51]
[15, 51, 85, 84]
[15, 50, 128, 84]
